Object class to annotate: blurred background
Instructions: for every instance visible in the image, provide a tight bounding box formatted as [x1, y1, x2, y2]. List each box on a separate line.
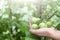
[0, 0, 60, 40]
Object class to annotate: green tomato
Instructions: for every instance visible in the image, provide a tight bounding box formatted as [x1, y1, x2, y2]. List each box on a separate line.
[32, 17, 37, 23]
[37, 18, 41, 21]
[47, 21, 52, 27]
[32, 17, 40, 24]
[58, 6, 60, 12]
[50, 18, 54, 22]
[39, 22, 47, 28]
[32, 24, 39, 29]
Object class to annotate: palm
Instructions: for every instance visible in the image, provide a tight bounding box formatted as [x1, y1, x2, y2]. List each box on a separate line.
[29, 18, 60, 40]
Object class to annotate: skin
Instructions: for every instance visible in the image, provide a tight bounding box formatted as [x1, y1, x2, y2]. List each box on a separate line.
[29, 18, 60, 40]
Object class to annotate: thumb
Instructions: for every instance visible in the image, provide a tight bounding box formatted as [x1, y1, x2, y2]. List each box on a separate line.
[29, 17, 32, 29]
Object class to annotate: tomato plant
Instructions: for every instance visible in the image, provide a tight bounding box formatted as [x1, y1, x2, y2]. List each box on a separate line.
[0, 0, 60, 40]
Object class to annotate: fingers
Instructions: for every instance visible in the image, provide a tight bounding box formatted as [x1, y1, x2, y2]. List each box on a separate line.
[30, 28, 53, 37]
[30, 29, 47, 36]
[30, 28, 47, 35]
[30, 29, 40, 34]
[29, 17, 32, 29]
[50, 27, 55, 29]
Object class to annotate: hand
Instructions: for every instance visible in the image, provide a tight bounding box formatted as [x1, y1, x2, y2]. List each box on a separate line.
[29, 18, 60, 40]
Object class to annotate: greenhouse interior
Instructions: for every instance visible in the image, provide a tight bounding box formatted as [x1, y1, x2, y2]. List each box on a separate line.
[0, 0, 60, 40]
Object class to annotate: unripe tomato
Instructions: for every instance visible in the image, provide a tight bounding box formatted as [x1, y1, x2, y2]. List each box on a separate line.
[47, 21, 52, 27]
[32, 24, 39, 29]
[32, 17, 37, 23]
[39, 22, 47, 28]
[58, 6, 60, 12]
[50, 18, 54, 22]
[32, 17, 40, 24]
[37, 18, 41, 21]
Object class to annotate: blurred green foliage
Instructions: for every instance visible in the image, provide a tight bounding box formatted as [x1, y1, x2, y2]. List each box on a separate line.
[0, 0, 60, 40]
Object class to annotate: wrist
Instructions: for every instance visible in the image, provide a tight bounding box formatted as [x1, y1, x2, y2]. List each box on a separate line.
[51, 30, 60, 40]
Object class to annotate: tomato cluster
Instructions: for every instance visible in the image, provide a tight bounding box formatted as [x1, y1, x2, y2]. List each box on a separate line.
[32, 17, 53, 29]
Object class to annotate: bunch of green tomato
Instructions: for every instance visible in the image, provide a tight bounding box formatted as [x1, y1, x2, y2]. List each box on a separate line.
[32, 17, 54, 29]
